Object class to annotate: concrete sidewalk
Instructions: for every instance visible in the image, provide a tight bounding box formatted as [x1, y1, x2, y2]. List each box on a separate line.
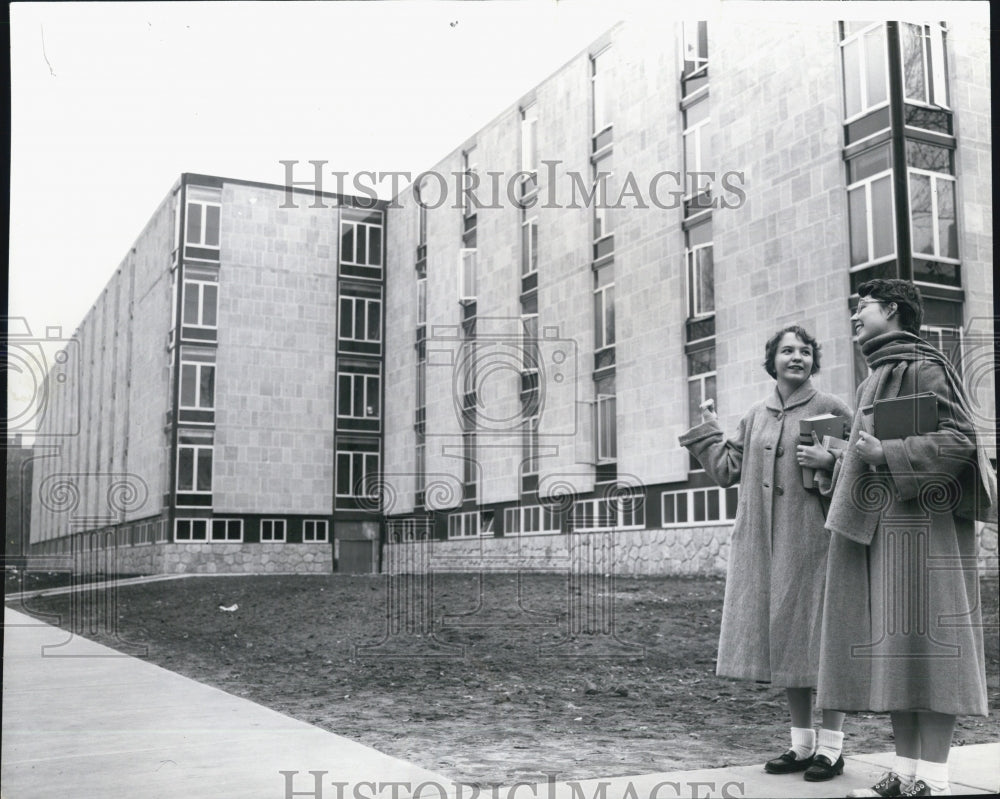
[3, 606, 998, 799]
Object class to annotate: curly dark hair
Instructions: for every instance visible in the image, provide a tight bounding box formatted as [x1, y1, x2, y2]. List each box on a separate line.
[856, 279, 924, 335]
[763, 325, 822, 380]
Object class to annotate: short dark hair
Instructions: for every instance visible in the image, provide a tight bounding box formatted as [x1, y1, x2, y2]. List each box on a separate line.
[857, 279, 924, 334]
[763, 325, 822, 380]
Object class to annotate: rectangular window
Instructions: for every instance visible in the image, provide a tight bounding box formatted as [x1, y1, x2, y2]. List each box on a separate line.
[840, 23, 889, 121]
[593, 156, 613, 242]
[504, 504, 560, 536]
[341, 219, 383, 267]
[459, 248, 477, 301]
[592, 48, 612, 135]
[909, 171, 957, 262]
[521, 217, 538, 277]
[594, 280, 615, 352]
[339, 296, 382, 343]
[337, 371, 381, 420]
[303, 520, 329, 543]
[175, 519, 209, 542]
[461, 147, 478, 216]
[900, 22, 949, 108]
[177, 444, 213, 493]
[180, 362, 215, 410]
[571, 497, 642, 531]
[182, 280, 218, 328]
[521, 104, 538, 176]
[336, 449, 380, 498]
[683, 98, 712, 199]
[681, 21, 709, 77]
[847, 171, 896, 267]
[523, 415, 540, 476]
[687, 244, 714, 318]
[417, 179, 428, 245]
[260, 519, 286, 542]
[417, 278, 427, 326]
[661, 486, 737, 527]
[687, 347, 717, 430]
[447, 511, 482, 539]
[212, 519, 242, 542]
[596, 394, 617, 463]
[185, 202, 221, 248]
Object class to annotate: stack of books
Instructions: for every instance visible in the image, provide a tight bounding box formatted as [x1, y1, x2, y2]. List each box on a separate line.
[799, 413, 851, 488]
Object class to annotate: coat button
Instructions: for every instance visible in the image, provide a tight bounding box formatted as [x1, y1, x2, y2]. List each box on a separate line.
[763, 482, 770, 488]
[775, 486, 785, 496]
[776, 447, 784, 457]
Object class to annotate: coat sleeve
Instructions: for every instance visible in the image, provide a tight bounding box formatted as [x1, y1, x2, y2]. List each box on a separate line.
[677, 410, 751, 489]
[880, 360, 977, 502]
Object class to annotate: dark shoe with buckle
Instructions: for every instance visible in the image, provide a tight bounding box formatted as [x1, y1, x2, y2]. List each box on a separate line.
[764, 750, 814, 774]
[846, 771, 907, 797]
[804, 753, 845, 781]
[899, 780, 930, 797]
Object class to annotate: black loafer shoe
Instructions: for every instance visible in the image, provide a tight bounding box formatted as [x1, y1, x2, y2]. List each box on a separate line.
[803, 753, 845, 781]
[764, 750, 814, 774]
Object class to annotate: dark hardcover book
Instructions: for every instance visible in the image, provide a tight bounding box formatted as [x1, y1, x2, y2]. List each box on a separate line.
[799, 414, 850, 489]
[873, 392, 938, 439]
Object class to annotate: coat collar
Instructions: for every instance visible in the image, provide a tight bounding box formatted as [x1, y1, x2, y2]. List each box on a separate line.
[765, 379, 816, 414]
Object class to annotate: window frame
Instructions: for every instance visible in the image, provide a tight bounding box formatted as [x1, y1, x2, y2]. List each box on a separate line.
[177, 443, 213, 494]
[303, 519, 329, 543]
[335, 449, 381, 498]
[338, 295, 383, 344]
[260, 518, 287, 543]
[846, 169, 897, 271]
[340, 218, 384, 268]
[840, 22, 891, 124]
[179, 361, 216, 410]
[661, 486, 738, 527]
[906, 168, 958, 265]
[182, 279, 219, 329]
[185, 200, 221, 249]
[686, 242, 715, 318]
[458, 248, 478, 302]
[337, 370, 382, 421]
[595, 393, 617, 464]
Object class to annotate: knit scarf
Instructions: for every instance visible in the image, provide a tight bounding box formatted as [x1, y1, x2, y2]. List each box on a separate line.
[825, 330, 997, 545]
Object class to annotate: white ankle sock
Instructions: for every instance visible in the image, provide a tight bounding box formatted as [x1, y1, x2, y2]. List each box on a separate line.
[815, 728, 844, 762]
[894, 755, 918, 781]
[790, 726, 815, 760]
[916, 760, 949, 794]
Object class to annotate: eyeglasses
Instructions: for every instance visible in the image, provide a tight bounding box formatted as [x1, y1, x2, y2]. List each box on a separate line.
[855, 299, 884, 312]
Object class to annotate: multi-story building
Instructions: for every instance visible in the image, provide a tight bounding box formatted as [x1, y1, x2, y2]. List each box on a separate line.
[28, 174, 388, 574]
[26, 16, 995, 575]
[381, 17, 994, 574]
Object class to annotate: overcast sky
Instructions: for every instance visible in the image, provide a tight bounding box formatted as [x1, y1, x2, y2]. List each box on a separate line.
[6, 0, 986, 438]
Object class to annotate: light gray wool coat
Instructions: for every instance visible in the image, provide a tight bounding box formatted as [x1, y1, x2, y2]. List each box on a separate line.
[816, 357, 989, 716]
[679, 380, 852, 687]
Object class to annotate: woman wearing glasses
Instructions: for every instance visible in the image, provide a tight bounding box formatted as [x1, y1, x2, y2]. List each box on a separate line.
[816, 279, 996, 797]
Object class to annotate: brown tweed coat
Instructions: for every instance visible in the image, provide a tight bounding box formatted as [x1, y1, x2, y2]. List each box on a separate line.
[680, 380, 852, 687]
[816, 358, 989, 716]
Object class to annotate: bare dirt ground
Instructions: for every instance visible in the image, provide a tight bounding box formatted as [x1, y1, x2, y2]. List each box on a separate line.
[8, 572, 999, 785]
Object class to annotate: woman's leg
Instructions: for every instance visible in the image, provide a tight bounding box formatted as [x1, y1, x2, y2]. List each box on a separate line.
[786, 687, 816, 758]
[765, 687, 816, 771]
[814, 708, 847, 764]
[914, 712, 956, 794]
[786, 686, 814, 729]
[890, 711, 921, 759]
[916, 711, 955, 762]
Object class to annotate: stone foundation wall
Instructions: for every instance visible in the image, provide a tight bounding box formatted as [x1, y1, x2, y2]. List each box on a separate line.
[26, 543, 333, 576]
[384, 525, 734, 576]
[385, 523, 1000, 576]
